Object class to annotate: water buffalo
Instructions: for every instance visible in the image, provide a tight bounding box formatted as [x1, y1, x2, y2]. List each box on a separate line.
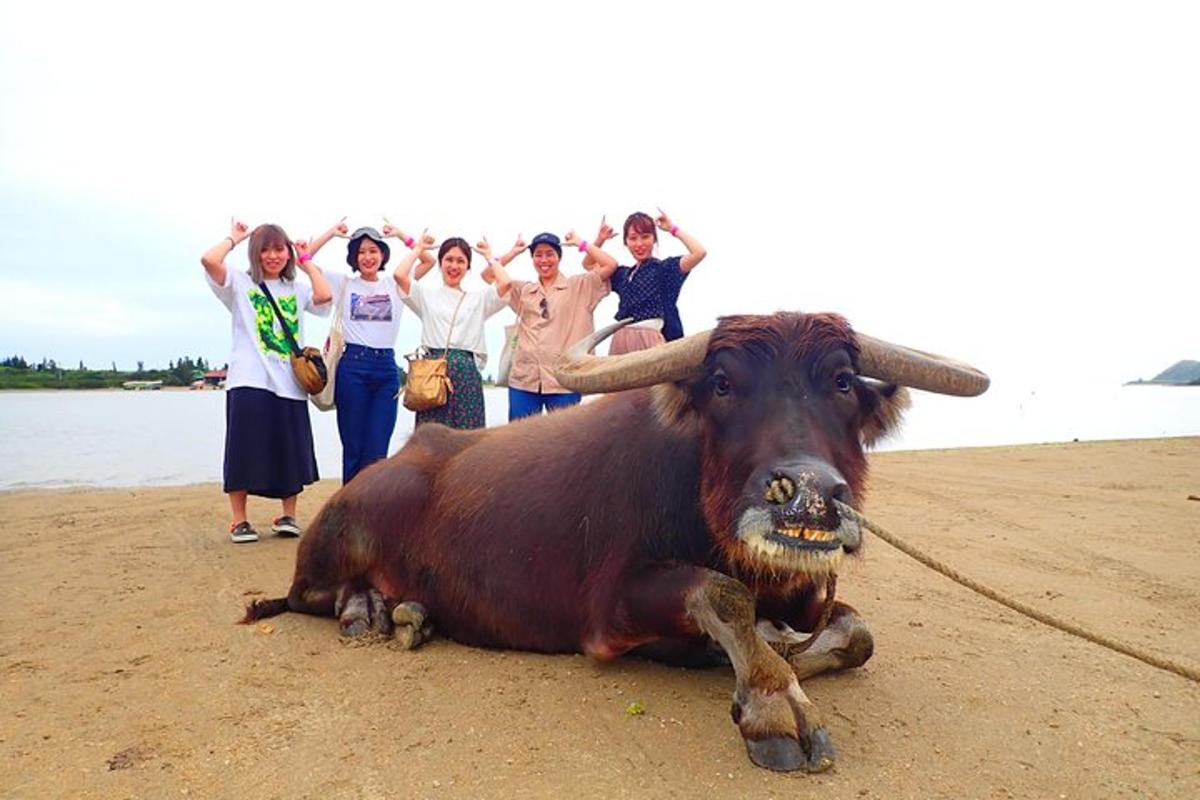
[244, 311, 988, 772]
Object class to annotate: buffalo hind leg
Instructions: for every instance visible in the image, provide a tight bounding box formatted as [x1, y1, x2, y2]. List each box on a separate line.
[336, 586, 394, 637]
[391, 601, 434, 650]
[758, 602, 875, 681]
[591, 566, 835, 773]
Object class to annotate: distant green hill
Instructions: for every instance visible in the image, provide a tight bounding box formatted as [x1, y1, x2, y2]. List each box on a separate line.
[1128, 360, 1200, 386]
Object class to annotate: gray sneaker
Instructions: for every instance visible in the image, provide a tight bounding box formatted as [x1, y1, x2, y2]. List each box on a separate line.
[271, 516, 301, 537]
[230, 521, 259, 543]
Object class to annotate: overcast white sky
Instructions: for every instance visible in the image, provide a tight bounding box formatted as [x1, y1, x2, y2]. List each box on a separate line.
[1, 0, 1196, 390]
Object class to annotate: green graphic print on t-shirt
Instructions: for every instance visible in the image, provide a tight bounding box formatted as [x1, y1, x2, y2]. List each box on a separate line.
[248, 288, 299, 359]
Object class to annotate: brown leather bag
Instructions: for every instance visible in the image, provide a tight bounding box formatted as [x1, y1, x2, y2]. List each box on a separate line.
[402, 291, 465, 412]
[290, 347, 328, 395]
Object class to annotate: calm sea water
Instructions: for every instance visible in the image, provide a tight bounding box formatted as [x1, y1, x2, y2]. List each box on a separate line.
[0, 384, 1195, 490]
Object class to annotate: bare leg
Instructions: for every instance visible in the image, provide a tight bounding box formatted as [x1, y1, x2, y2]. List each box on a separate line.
[281, 494, 298, 519]
[228, 490, 248, 525]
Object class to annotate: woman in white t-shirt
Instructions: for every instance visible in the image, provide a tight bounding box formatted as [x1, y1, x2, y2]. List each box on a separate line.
[307, 221, 433, 483]
[201, 220, 332, 544]
[394, 235, 514, 429]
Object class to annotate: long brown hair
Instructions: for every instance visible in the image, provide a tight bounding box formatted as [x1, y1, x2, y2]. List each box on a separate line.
[248, 224, 296, 282]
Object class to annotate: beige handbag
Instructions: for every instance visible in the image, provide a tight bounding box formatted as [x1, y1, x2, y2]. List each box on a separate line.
[495, 323, 518, 388]
[310, 279, 349, 411]
[402, 292, 465, 412]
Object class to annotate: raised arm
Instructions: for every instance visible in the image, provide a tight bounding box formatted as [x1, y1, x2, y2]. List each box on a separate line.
[581, 216, 616, 270]
[474, 239, 513, 298]
[201, 218, 251, 286]
[307, 216, 349, 256]
[392, 231, 437, 296]
[483, 235, 528, 284]
[565, 229, 618, 279]
[293, 239, 333, 304]
[383, 221, 436, 281]
[657, 209, 707, 273]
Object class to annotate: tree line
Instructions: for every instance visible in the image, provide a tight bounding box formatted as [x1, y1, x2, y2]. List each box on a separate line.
[0, 355, 225, 390]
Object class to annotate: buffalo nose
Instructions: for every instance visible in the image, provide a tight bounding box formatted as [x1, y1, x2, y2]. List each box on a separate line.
[762, 463, 851, 529]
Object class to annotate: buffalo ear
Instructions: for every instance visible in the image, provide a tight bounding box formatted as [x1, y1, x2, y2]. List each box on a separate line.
[859, 381, 910, 448]
[651, 380, 700, 429]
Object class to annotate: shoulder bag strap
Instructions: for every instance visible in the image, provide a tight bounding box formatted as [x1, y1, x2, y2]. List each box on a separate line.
[334, 277, 350, 328]
[259, 281, 303, 357]
[442, 291, 466, 352]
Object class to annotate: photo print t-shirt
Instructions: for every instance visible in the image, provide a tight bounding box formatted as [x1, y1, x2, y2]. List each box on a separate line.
[207, 269, 329, 401]
[326, 273, 406, 350]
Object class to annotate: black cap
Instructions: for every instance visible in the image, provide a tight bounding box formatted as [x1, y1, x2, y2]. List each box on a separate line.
[528, 232, 562, 258]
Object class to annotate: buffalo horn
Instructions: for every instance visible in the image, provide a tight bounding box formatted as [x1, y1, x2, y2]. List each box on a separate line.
[553, 320, 710, 394]
[856, 334, 990, 396]
[553, 318, 990, 397]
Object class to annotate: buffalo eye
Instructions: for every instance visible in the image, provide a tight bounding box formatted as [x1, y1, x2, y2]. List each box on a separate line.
[712, 372, 732, 397]
[834, 371, 854, 394]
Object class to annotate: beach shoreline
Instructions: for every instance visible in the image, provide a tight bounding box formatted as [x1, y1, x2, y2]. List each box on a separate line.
[1, 438, 1197, 798]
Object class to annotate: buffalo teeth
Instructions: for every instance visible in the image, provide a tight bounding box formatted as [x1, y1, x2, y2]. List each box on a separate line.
[775, 527, 836, 542]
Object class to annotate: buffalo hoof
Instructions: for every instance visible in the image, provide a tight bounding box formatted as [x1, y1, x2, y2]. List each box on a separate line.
[802, 728, 836, 773]
[341, 617, 370, 637]
[338, 589, 392, 638]
[743, 728, 835, 773]
[392, 601, 433, 650]
[744, 735, 806, 772]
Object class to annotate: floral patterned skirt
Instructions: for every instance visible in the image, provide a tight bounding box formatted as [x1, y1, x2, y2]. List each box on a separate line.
[414, 348, 486, 430]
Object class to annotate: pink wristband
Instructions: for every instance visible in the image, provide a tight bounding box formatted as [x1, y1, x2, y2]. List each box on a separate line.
[298, 252, 312, 264]
[669, 225, 679, 237]
[404, 237, 415, 248]
[578, 240, 589, 253]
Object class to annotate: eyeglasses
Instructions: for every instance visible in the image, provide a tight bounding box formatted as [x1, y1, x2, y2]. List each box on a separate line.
[539, 297, 550, 320]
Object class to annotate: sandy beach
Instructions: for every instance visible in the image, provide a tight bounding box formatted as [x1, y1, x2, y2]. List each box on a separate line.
[1, 438, 1197, 799]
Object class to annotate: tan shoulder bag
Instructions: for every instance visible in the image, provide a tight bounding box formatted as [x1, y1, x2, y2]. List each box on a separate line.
[402, 291, 465, 412]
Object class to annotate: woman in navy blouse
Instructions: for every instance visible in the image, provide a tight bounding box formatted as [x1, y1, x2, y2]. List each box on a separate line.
[584, 209, 707, 354]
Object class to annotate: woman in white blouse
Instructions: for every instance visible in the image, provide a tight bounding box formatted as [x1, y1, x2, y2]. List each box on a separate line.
[393, 235, 513, 429]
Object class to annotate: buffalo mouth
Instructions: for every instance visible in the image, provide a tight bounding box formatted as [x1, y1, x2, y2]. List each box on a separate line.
[765, 525, 843, 552]
[734, 508, 857, 575]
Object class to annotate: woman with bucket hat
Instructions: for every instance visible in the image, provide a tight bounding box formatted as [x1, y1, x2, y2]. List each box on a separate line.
[489, 230, 619, 421]
[306, 219, 434, 482]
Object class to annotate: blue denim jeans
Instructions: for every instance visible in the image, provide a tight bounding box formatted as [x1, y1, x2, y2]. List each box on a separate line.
[508, 386, 582, 421]
[335, 344, 400, 483]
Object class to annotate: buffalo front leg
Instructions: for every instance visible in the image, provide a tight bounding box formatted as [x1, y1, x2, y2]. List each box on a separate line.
[592, 567, 835, 773]
[758, 602, 875, 681]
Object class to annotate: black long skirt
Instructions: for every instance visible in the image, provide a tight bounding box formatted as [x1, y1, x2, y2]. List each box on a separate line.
[223, 387, 319, 498]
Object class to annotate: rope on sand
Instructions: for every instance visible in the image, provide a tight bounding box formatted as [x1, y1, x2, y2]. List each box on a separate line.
[833, 500, 1200, 684]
